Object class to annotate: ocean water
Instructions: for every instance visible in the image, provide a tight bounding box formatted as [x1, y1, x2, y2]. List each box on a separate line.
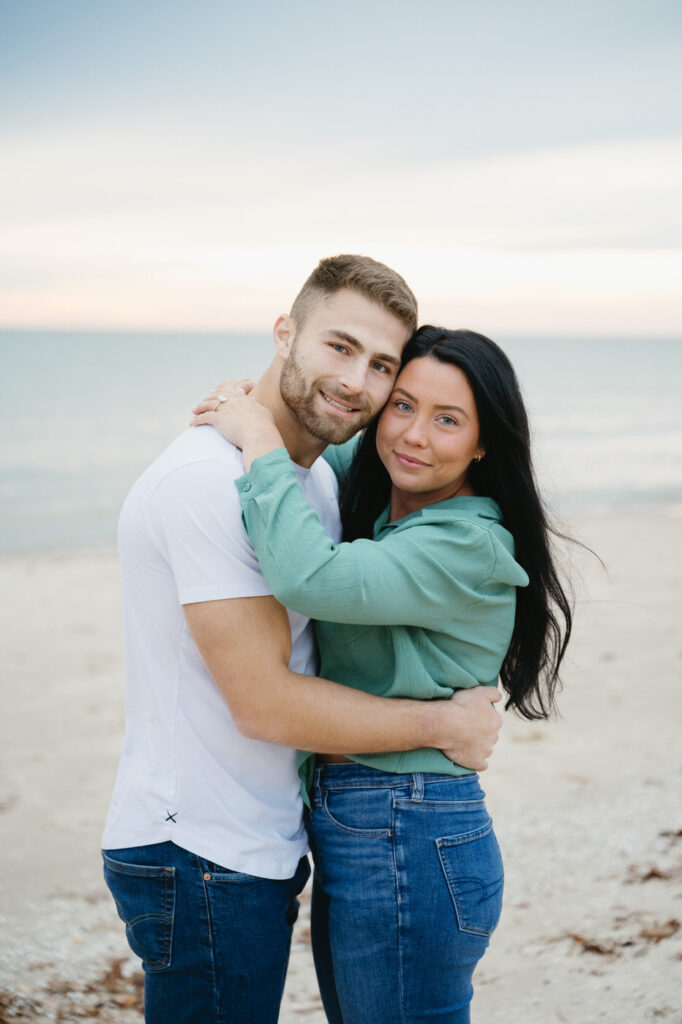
[1, 331, 681, 554]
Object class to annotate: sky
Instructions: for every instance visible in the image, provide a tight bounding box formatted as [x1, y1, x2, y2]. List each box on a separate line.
[1, 0, 681, 335]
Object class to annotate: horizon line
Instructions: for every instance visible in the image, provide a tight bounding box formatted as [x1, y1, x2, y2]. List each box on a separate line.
[2, 325, 681, 342]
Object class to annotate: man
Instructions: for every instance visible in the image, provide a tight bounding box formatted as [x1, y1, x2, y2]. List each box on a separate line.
[102, 255, 502, 1023]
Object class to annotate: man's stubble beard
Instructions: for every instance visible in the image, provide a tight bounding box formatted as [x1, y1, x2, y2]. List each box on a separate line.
[279, 352, 374, 446]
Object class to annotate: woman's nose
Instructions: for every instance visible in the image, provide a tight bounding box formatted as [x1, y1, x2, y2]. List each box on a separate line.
[402, 419, 428, 446]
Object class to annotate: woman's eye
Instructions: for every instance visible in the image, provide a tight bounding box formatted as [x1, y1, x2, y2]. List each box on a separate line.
[394, 400, 412, 412]
[437, 415, 457, 426]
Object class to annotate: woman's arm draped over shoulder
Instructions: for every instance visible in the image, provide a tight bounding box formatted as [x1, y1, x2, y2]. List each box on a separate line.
[235, 449, 501, 630]
[321, 435, 361, 486]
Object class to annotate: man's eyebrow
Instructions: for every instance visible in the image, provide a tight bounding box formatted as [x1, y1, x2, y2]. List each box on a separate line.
[327, 329, 401, 367]
[393, 386, 470, 418]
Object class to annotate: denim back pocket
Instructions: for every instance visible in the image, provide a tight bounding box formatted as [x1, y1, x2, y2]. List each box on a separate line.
[436, 818, 504, 937]
[102, 853, 176, 971]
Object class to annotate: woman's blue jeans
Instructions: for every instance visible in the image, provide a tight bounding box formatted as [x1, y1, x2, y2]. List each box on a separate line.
[102, 841, 310, 1024]
[307, 763, 503, 1024]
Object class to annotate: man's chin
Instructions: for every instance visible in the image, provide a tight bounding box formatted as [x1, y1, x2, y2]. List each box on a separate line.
[305, 412, 369, 446]
[309, 421, 362, 445]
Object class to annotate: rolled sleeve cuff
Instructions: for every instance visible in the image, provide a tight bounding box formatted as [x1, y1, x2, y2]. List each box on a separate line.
[234, 447, 295, 502]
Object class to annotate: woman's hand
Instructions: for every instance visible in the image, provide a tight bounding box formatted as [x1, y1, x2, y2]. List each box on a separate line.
[191, 375, 256, 417]
[190, 379, 284, 470]
[201, 377, 256, 404]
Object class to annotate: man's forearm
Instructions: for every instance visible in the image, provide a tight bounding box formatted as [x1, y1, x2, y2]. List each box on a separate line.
[230, 666, 453, 754]
[185, 596, 499, 769]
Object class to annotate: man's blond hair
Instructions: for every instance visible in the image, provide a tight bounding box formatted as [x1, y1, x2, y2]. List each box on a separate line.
[290, 254, 418, 334]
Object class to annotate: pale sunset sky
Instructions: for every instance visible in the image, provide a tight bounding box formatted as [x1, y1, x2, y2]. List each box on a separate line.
[1, 0, 680, 335]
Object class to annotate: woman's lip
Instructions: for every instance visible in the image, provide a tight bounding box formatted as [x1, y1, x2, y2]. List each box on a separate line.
[395, 451, 430, 467]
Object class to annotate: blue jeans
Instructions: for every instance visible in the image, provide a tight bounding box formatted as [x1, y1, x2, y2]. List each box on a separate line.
[307, 764, 503, 1024]
[102, 841, 310, 1024]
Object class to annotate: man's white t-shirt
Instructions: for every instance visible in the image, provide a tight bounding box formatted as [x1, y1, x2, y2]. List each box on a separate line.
[101, 427, 341, 879]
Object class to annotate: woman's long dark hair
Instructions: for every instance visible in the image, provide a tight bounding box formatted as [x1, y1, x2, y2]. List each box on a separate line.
[340, 326, 572, 720]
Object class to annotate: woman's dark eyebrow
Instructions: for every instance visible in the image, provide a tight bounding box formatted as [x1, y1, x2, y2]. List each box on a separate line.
[393, 386, 469, 418]
[327, 330, 401, 368]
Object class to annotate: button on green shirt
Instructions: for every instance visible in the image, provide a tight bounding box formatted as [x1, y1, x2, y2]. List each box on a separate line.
[235, 444, 529, 798]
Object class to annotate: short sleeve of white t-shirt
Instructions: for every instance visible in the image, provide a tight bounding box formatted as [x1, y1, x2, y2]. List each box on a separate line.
[145, 455, 272, 606]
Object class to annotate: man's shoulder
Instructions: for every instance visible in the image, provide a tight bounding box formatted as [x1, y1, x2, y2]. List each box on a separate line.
[120, 428, 246, 539]
[134, 428, 243, 494]
[119, 428, 262, 568]
[155, 426, 242, 474]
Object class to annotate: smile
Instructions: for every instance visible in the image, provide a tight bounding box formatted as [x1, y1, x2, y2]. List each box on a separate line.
[320, 391, 360, 415]
[394, 452, 430, 468]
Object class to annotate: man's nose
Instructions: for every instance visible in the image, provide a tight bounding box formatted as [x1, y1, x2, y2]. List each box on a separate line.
[337, 359, 368, 394]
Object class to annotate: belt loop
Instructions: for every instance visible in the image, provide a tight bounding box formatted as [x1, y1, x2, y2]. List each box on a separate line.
[411, 773, 424, 802]
[313, 765, 323, 808]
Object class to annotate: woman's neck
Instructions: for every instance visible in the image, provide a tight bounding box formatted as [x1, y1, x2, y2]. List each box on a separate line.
[388, 479, 475, 522]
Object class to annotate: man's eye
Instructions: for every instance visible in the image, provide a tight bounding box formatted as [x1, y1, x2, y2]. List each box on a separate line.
[331, 343, 348, 354]
[372, 362, 389, 373]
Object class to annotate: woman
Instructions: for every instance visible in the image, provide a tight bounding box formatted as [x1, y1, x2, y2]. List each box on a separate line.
[192, 327, 571, 1024]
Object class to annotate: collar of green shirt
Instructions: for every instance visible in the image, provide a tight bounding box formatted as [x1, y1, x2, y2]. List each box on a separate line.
[373, 495, 502, 538]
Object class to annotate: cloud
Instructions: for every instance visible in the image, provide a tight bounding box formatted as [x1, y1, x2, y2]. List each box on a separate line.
[1, 131, 680, 331]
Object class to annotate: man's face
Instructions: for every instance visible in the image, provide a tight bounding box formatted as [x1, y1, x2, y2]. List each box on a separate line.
[279, 288, 410, 445]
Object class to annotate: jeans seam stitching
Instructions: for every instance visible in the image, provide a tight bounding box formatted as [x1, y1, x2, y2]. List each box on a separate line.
[392, 796, 407, 1024]
[319, 780, 407, 791]
[318, 773, 478, 791]
[197, 855, 220, 1022]
[164, 870, 175, 970]
[436, 819, 493, 848]
[126, 911, 171, 927]
[394, 799, 485, 809]
[102, 856, 172, 878]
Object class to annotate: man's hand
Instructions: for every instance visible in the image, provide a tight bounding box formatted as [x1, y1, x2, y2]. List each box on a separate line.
[437, 687, 502, 771]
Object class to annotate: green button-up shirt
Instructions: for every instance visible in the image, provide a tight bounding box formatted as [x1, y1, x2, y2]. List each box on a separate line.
[236, 444, 528, 795]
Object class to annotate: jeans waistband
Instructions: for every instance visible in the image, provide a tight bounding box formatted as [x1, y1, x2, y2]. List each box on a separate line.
[313, 760, 480, 794]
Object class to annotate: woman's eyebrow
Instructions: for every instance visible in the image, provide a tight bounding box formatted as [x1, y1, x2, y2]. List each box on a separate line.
[393, 387, 469, 418]
[435, 404, 469, 418]
[393, 386, 417, 401]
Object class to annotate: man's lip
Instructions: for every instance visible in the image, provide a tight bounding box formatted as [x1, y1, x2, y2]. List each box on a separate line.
[394, 451, 430, 467]
[319, 390, 361, 415]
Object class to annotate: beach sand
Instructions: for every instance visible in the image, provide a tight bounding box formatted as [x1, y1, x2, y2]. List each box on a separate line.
[1, 508, 680, 1023]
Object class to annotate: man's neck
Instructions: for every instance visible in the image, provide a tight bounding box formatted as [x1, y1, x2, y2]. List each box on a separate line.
[251, 362, 327, 469]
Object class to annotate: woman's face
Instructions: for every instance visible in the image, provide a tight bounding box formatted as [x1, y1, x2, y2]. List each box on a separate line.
[376, 356, 484, 514]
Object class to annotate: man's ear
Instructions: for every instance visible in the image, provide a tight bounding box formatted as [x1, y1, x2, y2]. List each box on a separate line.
[273, 315, 295, 359]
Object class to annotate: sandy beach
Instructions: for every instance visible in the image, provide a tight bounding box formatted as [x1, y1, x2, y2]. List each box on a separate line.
[1, 507, 680, 1023]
